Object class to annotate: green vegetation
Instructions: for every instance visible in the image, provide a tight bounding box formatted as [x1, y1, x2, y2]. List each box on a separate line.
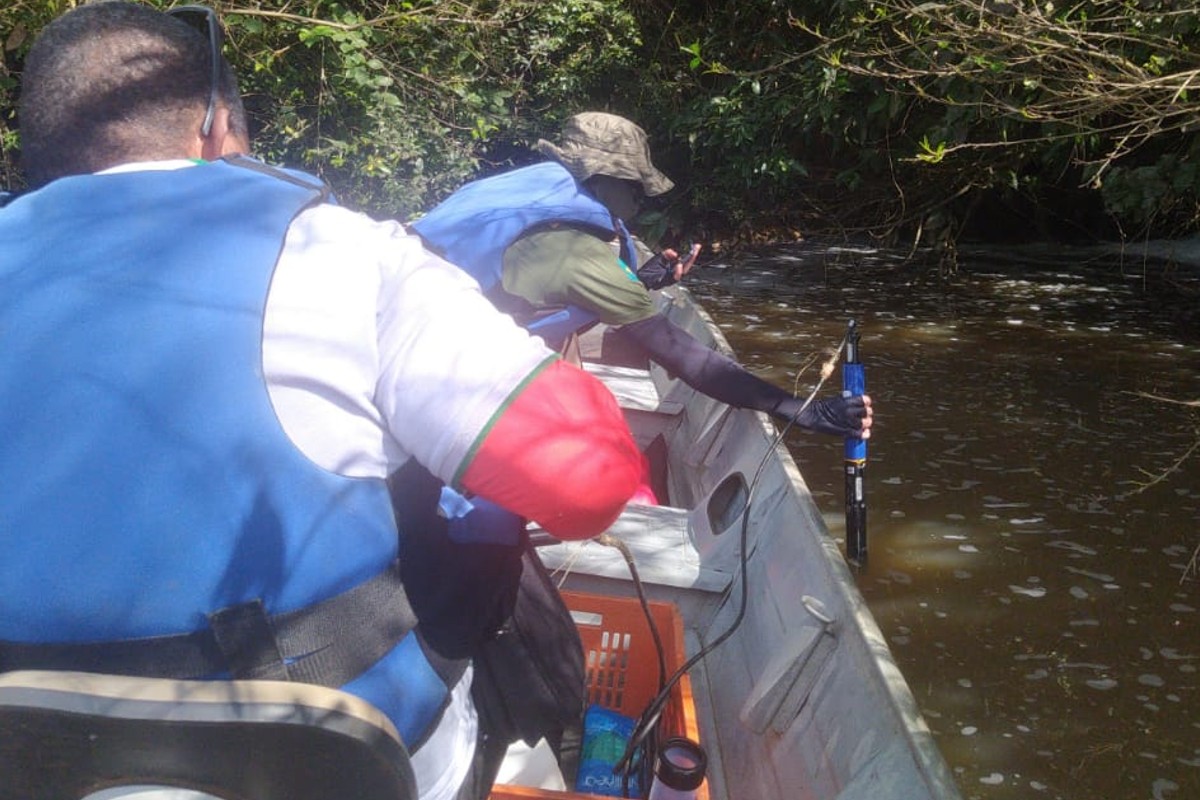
[3, 1, 1200, 253]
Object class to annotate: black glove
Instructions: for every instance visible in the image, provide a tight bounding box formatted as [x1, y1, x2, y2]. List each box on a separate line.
[773, 394, 870, 438]
[635, 253, 680, 290]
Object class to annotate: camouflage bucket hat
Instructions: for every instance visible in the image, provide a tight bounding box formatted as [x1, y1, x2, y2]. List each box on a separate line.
[535, 112, 675, 197]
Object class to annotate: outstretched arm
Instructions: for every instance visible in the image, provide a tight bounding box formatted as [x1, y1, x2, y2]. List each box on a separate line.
[612, 313, 872, 438]
[363, 224, 644, 541]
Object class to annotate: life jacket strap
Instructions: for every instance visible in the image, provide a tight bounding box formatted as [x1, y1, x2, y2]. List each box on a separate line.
[0, 564, 416, 688]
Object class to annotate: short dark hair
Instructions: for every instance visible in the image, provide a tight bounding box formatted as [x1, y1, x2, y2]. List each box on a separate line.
[18, 2, 244, 188]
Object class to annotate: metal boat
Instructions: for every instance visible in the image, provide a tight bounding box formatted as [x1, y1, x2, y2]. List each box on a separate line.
[508, 284, 962, 800]
[0, 286, 960, 800]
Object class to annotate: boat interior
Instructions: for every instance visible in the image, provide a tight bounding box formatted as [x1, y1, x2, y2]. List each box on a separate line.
[0, 287, 960, 800]
[522, 287, 962, 800]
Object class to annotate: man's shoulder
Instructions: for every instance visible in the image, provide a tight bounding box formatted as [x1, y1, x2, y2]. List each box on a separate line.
[503, 226, 654, 318]
[507, 226, 616, 268]
[289, 202, 410, 247]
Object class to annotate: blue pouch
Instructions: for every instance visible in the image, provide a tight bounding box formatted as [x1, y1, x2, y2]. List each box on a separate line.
[574, 704, 641, 797]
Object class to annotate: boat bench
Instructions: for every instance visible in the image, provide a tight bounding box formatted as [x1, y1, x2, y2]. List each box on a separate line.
[538, 358, 732, 594]
[533, 503, 731, 594]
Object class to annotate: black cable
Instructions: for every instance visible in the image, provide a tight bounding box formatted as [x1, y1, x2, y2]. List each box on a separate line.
[610, 330, 851, 795]
[599, 533, 669, 692]
[613, 414, 786, 782]
[595, 533, 667, 798]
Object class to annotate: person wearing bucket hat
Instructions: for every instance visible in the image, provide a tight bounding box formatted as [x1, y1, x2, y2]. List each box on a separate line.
[411, 111, 872, 442]
[536, 112, 676, 198]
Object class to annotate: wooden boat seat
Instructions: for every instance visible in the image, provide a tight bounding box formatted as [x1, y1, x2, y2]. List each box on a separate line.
[0, 669, 416, 800]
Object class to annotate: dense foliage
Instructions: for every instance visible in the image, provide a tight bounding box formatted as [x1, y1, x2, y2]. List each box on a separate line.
[3, 0, 1200, 252]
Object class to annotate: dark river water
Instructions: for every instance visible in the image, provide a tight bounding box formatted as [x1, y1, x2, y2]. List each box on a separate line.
[685, 241, 1199, 800]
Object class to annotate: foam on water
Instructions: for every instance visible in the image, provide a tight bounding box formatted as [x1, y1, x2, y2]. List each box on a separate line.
[691, 244, 1200, 800]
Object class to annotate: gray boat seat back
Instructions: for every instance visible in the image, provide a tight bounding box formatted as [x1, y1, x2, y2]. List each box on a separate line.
[0, 669, 417, 800]
[83, 790, 224, 799]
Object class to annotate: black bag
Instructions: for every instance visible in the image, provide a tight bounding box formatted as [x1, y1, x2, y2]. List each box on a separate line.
[389, 461, 526, 660]
[389, 462, 586, 791]
[472, 548, 585, 749]
[460, 547, 585, 800]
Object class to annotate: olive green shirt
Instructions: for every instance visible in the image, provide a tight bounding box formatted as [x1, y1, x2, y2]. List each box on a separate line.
[500, 228, 656, 326]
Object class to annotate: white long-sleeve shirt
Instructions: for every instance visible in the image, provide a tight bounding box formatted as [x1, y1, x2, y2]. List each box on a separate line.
[107, 160, 559, 800]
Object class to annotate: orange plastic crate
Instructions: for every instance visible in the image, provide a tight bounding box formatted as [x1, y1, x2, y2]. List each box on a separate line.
[489, 590, 707, 800]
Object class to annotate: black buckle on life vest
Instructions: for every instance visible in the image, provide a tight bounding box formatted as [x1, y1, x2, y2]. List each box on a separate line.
[208, 599, 288, 681]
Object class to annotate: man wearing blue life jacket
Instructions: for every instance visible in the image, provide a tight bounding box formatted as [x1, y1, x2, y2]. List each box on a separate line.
[0, 5, 647, 800]
[412, 112, 874, 440]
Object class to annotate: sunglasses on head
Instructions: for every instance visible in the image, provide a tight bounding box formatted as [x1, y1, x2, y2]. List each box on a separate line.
[165, 4, 223, 137]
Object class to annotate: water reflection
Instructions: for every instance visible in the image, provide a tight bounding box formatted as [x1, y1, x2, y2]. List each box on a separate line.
[687, 241, 1199, 800]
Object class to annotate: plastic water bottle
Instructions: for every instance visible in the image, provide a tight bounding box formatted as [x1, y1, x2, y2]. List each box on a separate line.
[647, 737, 707, 799]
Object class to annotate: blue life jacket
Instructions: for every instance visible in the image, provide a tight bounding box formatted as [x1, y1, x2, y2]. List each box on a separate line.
[0, 158, 457, 748]
[411, 162, 642, 346]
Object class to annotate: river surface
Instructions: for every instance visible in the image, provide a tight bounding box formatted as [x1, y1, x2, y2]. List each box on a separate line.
[684, 241, 1199, 800]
